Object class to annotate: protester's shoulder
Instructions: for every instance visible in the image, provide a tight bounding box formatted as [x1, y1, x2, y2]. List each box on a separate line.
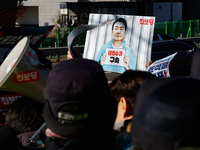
[0, 125, 22, 150]
[115, 129, 134, 150]
[0, 125, 17, 140]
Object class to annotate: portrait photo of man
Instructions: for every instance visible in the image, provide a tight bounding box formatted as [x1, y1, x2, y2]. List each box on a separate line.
[95, 18, 136, 73]
[84, 14, 155, 72]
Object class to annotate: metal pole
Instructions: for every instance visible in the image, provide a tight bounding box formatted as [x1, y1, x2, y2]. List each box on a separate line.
[172, 21, 175, 37]
[136, 1, 137, 15]
[165, 21, 168, 34]
[57, 28, 59, 47]
[189, 20, 192, 37]
[171, 0, 173, 21]
[197, 19, 199, 36]
[145, 0, 147, 16]
[67, 2, 69, 27]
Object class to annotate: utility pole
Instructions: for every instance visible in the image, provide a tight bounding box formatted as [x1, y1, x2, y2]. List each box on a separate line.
[171, 0, 173, 21]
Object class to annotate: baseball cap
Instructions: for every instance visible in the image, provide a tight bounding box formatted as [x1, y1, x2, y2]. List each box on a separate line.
[43, 58, 117, 138]
[131, 77, 200, 150]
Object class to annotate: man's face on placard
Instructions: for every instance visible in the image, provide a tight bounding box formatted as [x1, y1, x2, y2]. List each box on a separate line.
[112, 21, 126, 41]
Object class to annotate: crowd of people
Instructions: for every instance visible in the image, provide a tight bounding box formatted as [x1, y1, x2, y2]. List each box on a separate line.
[0, 50, 200, 150]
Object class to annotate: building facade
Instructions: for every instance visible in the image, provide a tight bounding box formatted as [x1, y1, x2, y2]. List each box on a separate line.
[18, 0, 200, 27]
[60, 2, 137, 27]
[19, 0, 136, 27]
[17, 0, 75, 26]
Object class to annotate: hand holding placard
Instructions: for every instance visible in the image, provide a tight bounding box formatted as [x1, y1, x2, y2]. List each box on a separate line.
[147, 52, 177, 78]
[100, 53, 106, 66]
[124, 55, 129, 70]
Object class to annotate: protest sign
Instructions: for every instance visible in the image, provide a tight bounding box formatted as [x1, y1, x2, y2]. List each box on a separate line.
[147, 52, 178, 78]
[104, 48, 125, 66]
[83, 14, 155, 73]
[67, 19, 114, 58]
[0, 26, 53, 107]
[0, 91, 23, 112]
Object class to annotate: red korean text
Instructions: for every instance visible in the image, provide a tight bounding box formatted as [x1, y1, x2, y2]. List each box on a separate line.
[14, 70, 40, 83]
[139, 19, 154, 25]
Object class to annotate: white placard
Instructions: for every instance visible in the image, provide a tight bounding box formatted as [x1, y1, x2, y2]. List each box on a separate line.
[147, 52, 178, 78]
[83, 14, 156, 73]
[104, 48, 125, 67]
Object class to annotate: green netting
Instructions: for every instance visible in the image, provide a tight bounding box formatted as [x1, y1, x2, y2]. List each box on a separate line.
[40, 19, 200, 48]
[175, 20, 190, 38]
[57, 27, 86, 47]
[191, 20, 200, 37]
[155, 19, 200, 38]
[73, 32, 86, 46]
[40, 37, 56, 48]
[154, 22, 166, 34]
[60, 29, 69, 47]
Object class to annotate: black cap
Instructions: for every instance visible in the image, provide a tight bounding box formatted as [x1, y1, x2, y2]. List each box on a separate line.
[43, 58, 117, 138]
[131, 77, 200, 150]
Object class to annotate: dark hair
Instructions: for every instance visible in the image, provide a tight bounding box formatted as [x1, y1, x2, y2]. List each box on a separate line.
[5, 97, 44, 134]
[112, 18, 127, 31]
[109, 70, 157, 105]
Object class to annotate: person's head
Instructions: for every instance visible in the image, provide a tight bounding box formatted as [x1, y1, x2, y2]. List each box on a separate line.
[131, 77, 200, 150]
[43, 58, 117, 138]
[5, 97, 44, 135]
[109, 70, 157, 123]
[112, 18, 127, 42]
